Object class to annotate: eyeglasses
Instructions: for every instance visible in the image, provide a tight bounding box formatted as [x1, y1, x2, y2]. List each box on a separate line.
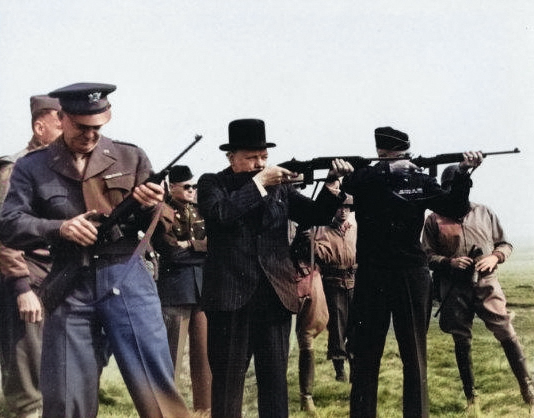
[177, 184, 197, 191]
[66, 114, 103, 133]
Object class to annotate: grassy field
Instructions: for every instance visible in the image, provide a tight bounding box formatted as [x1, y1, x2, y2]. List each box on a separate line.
[2, 246, 533, 417]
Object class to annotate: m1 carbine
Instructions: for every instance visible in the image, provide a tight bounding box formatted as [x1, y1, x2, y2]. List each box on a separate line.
[97, 134, 202, 243]
[433, 245, 484, 317]
[279, 148, 520, 186]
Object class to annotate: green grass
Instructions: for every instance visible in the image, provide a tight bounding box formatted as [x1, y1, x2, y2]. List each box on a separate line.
[2, 245, 533, 417]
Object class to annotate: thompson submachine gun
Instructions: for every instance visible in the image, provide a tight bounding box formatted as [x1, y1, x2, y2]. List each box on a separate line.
[97, 134, 202, 243]
[279, 148, 520, 186]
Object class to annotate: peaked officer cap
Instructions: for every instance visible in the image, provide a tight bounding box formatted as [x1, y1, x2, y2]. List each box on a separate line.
[49, 82, 116, 125]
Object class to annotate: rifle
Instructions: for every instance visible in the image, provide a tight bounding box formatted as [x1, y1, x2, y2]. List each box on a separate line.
[433, 245, 483, 317]
[279, 148, 520, 186]
[97, 134, 202, 243]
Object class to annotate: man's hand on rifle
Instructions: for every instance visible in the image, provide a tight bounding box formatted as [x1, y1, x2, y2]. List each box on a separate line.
[132, 182, 165, 208]
[60, 209, 99, 246]
[389, 160, 421, 176]
[459, 151, 484, 172]
[475, 254, 499, 273]
[254, 166, 300, 187]
[326, 158, 354, 183]
[450, 256, 475, 270]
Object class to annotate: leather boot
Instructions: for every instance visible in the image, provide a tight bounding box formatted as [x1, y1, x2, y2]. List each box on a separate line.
[501, 337, 534, 407]
[333, 358, 347, 382]
[299, 349, 317, 413]
[453, 336, 476, 400]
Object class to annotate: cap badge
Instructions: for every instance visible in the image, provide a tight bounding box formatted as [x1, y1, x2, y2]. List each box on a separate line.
[88, 92, 102, 103]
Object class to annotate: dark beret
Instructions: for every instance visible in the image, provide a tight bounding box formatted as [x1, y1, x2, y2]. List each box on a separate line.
[49, 82, 116, 115]
[168, 165, 193, 183]
[375, 126, 410, 151]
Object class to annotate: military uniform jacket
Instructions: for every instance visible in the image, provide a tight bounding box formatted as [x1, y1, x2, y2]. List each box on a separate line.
[422, 202, 512, 283]
[0, 138, 53, 294]
[0, 135, 153, 265]
[342, 162, 472, 269]
[154, 199, 207, 305]
[197, 167, 345, 313]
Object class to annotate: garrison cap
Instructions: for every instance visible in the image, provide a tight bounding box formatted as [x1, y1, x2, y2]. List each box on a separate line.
[168, 165, 194, 183]
[219, 119, 276, 151]
[30, 95, 61, 116]
[375, 126, 410, 151]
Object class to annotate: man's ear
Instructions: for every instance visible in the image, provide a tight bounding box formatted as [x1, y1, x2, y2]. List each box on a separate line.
[227, 151, 235, 164]
[33, 119, 45, 136]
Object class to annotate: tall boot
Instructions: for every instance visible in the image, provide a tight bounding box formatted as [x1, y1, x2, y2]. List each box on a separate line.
[453, 336, 477, 400]
[333, 359, 347, 382]
[299, 349, 316, 413]
[501, 337, 534, 407]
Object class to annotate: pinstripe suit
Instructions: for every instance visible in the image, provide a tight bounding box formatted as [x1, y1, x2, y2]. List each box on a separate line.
[197, 167, 344, 418]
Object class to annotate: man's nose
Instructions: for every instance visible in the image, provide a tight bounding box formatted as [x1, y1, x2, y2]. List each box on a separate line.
[83, 128, 99, 139]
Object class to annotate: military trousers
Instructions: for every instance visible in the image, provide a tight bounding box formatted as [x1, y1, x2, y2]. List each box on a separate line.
[322, 278, 354, 360]
[0, 283, 43, 416]
[41, 255, 190, 418]
[348, 266, 432, 418]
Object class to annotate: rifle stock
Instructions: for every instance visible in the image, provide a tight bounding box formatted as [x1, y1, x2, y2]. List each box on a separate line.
[279, 148, 520, 185]
[97, 134, 202, 242]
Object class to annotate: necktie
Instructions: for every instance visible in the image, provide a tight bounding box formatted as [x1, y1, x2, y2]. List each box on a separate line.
[73, 153, 88, 177]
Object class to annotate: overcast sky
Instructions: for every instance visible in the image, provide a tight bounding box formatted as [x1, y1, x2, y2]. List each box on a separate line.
[1, 1, 533, 245]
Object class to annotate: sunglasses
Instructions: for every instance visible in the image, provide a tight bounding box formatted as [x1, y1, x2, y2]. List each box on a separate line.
[178, 184, 197, 191]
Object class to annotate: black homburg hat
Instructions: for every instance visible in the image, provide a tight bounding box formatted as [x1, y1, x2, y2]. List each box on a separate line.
[219, 119, 277, 151]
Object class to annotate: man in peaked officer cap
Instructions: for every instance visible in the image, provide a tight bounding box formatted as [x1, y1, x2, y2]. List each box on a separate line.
[0, 82, 191, 418]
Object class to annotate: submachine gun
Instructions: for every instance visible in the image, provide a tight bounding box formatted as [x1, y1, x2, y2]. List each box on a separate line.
[279, 148, 520, 187]
[97, 134, 203, 244]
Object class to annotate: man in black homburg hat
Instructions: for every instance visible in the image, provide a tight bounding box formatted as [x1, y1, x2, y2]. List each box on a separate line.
[0, 83, 190, 418]
[197, 118, 353, 418]
[341, 126, 484, 418]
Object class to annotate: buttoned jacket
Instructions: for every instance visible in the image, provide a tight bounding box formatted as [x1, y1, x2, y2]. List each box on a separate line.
[0, 135, 152, 261]
[197, 167, 344, 313]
